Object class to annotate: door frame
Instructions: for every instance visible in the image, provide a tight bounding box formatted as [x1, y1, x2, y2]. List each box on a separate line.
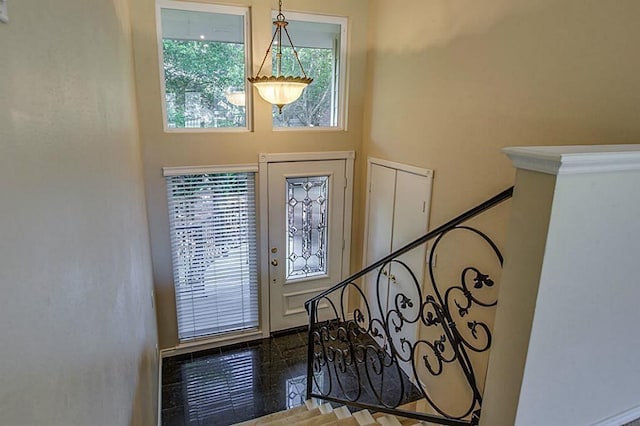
[258, 151, 355, 336]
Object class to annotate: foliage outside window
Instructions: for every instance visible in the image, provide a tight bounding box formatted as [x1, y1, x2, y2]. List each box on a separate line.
[272, 15, 347, 129]
[158, 2, 249, 130]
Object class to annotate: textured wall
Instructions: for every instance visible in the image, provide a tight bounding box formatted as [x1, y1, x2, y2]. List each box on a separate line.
[0, 0, 158, 424]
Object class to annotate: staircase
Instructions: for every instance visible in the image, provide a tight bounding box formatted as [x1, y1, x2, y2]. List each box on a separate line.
[303, 188, 514, 426]
[235, 400, 433, 426]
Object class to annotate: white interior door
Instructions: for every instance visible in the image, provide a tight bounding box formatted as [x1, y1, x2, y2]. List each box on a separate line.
[363, 161, 432, 359]
[267, 159, 348, 331]
[387, 170, 431, 361]
[363, 164, 396, 336]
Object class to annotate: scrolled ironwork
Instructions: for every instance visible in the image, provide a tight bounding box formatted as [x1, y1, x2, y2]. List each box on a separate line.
[305, 188, 513, 426]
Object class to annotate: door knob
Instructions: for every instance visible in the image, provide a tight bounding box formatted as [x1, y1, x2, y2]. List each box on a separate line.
[271, 259, 279, 266]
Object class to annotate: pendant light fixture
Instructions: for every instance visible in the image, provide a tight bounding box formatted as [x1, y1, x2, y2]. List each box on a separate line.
[248, 0, 313, 113]
[225, 87, 246, 107]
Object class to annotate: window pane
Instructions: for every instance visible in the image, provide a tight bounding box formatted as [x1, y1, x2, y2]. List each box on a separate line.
[272, 18, 344, 128]
[160, 6, 247, 129]
[286, 176, 329, 279]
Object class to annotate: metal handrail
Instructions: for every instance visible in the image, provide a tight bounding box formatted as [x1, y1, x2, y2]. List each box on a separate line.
[305, 187, 513, 308]
[304, 187, 514, 426]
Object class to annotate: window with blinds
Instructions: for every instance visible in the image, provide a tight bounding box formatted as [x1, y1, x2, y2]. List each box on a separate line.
[166, 171, 258, 342]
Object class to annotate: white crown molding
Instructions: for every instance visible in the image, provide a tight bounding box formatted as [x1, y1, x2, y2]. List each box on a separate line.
[503, 145, 640, 175]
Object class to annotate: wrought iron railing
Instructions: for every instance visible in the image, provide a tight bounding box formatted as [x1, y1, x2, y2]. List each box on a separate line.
[304, 188, 513, 426]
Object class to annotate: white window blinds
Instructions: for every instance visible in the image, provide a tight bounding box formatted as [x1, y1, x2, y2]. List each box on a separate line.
[166, 172, 258, 342]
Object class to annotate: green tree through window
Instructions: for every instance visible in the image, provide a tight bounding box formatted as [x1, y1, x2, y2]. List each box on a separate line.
[163, 39, 246, 128]
[273, 47, 334, 127]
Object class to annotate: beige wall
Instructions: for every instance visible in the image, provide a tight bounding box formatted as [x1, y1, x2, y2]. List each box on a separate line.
[363, 0, 640, 415]
[365, 0, 640, 225]
[130, 0, 370, 349]
[0, 0, 158, 425]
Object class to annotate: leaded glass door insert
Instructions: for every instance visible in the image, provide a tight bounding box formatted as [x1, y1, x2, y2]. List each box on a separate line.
[286, 176, 329, 280]
[267, 159, 350, 331]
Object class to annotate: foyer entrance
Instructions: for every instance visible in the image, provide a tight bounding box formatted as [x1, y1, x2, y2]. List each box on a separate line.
[260, 152, 354, 332]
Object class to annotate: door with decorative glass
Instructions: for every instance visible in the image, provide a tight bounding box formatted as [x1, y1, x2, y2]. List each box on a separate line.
[267, 159, 348, 331]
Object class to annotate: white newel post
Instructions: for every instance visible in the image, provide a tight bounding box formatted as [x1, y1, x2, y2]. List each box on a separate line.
[480, 145, 640, 426]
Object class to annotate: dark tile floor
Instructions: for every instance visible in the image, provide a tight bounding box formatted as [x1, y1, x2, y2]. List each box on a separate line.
[161, 329, 311, 426]
[161, 327, 422, 426]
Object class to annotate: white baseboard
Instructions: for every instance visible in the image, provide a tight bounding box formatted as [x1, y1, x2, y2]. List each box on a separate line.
[591, 405, 640, 426]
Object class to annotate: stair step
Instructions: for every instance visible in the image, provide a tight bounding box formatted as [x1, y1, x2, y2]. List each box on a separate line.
[373, 413, 403, 426]
[235, 400, 436, 426]
[234, 405, 309, 425]
[397, 399, 429, 414]
[265, 408, 321, 426]
[294, 411, 338, 426]
[333, 406, 351, 420]
[318, 403, 334, 415]
[328, 416, 360, 426]
[351, 410, 376, 425]
[306, 399, 320, 411]
[397, 417, 422, 426]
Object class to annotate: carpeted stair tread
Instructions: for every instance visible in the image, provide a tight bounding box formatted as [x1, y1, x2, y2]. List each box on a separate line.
[351, 410, 376, 425]
[265, 407, 322, 426]
[373, 413, 403, 426]
[233, 404, 308, 425]
[326, 416, 360, 426]
[235, 399, 433, 426]
[294, 411, 338, 426]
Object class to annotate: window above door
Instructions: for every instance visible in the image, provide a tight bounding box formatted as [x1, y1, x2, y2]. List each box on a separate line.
[156, 1, 251, 132]
[271, 12, 348, 130]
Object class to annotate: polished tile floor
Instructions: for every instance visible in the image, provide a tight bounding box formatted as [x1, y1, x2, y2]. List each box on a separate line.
[162, 329, 640, 426]
[162, 330, 311, 426]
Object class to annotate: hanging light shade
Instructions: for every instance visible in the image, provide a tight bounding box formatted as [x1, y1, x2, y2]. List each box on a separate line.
[225, 87, 246, 107]
[248, 0, 312, 113]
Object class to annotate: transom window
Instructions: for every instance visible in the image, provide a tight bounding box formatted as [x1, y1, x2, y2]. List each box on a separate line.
[156, 1, 250, 131]
[272, 13, 347, 129]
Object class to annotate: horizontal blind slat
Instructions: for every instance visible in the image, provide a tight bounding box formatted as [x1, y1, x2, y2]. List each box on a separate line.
[166, 172, 259, 342]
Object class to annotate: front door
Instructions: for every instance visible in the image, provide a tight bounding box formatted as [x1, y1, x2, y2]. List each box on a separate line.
[267, 159, 348, 331]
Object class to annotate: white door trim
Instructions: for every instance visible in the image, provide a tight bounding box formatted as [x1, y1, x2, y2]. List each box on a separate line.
[368, 157, 433, 178]
[258, 151, 355, 335]
[362, 157, 434, 272]
[259, 151, 355, 163]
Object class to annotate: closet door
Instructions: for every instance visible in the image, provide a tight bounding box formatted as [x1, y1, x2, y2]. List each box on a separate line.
[362, 160, 432, 362]
[363, 164, 396, 331]
[387, 170, 431, 361]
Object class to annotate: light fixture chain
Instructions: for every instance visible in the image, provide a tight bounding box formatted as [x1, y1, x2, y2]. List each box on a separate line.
[283, 26, 309, 78]
[248, 0, 313, 112]
[254, 25, 280, 77]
